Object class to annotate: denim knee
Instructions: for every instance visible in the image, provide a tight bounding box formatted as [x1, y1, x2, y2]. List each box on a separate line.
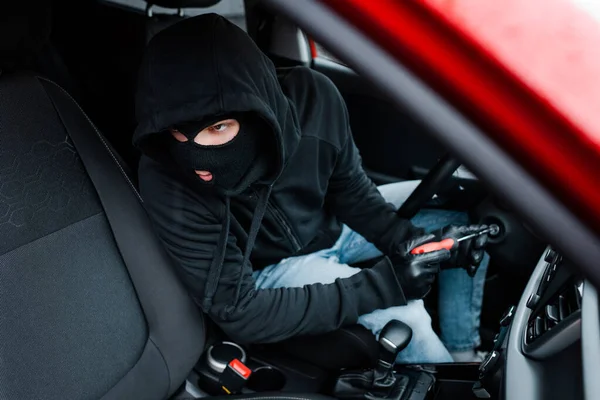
[358, 301, 452, 364]
[358, 300, 433, 338]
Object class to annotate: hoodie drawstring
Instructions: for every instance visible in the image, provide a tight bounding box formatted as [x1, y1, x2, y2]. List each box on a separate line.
[233, 185, 272, 305]
[201, 196, 231, 311]
[201, 185, 272, 312]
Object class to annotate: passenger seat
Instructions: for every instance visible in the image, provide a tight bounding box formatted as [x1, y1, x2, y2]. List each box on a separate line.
[0, 72, 331, 400]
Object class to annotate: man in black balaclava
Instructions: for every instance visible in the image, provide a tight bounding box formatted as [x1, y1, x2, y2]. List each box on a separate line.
[134, 14, 490, 364]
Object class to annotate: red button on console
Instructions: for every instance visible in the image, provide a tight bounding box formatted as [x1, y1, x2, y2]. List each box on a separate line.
[229, 358, 251, 379]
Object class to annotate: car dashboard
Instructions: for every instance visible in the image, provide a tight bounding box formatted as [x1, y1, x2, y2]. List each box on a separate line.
[477, 246, 599, 400]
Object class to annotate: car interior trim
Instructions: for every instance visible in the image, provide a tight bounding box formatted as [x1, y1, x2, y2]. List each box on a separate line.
[504, 248, 551, 400]
[268, 17, 311, 65]
[522, 311, 581, 360]
[581, 283, 600, 400]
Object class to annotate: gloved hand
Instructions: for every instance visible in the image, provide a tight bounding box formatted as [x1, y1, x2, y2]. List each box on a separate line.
[437, 224, 489, 277]
[391, 234, 451, 301]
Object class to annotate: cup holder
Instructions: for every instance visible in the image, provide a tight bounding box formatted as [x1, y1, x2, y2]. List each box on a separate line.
[247, 366, 286, 392]
[206, 341, 247, 374]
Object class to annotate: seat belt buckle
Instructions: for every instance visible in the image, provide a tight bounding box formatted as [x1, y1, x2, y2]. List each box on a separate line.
[219, 358, 252, 394]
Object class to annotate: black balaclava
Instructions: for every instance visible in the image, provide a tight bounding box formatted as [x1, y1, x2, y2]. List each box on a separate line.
[167, 112, 268, 193]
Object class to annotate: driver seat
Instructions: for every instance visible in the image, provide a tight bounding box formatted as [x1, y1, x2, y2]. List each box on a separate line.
[0, 71, 332, 400]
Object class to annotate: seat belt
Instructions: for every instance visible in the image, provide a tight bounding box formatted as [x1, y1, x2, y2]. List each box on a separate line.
[40, 76, 145, 209]
[39, 77, 156, 280]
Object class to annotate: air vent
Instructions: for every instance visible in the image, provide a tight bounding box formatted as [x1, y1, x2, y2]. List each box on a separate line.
[526, 282, 582, 344]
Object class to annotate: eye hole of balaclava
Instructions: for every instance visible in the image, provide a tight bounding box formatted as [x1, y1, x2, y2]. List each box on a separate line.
[167, 112, 272, 192]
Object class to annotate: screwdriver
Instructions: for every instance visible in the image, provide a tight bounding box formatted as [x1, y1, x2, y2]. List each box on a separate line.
[410, 224, 500, 255]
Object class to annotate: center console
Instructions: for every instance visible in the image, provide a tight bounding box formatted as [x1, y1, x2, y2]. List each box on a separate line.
[192, 321, 438, 399]
[194, 340, 328, 395]
[189, 246, 585, 400]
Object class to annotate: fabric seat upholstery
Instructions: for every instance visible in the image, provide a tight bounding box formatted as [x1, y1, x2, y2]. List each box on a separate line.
[0, 73, 205, 400]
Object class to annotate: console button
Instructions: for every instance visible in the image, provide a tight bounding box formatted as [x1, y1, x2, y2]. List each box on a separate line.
[527, 322, 536, 342]
[229, 359, 251, 379]
[220, 359, 251, 394]
[534, 316, 546, 337]
[545, 248, 558, 263]
[479, 350, 500, 379]
[558, 295, 567, 320]
[527, 293, 540, 309]
[546, 304, 560, 323]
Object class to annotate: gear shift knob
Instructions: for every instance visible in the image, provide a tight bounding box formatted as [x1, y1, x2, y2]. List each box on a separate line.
[379, 320, 413, 365]
[331, 320, 414, 397]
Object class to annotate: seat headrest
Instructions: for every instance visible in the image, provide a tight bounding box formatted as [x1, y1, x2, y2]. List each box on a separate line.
[147, 0, 221, 8]
[0, 4, 52, 71]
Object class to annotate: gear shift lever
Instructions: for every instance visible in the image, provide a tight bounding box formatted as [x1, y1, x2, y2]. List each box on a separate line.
[333, 321, 432, 400]
[373, 320, 413, 389]
[379, 320, 413, 363]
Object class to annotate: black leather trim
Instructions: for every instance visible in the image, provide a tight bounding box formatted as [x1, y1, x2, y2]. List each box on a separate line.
[338, 326, 377, 365]
[262, 325, 378, 370]
[149, 0, 220, 8]
[40, 77, 205, 398]
[223, 394, 335, 400]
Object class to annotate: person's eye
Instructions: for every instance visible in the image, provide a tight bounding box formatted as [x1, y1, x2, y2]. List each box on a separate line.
[211, 123, 228, 132]
[193, 119, 238, 145]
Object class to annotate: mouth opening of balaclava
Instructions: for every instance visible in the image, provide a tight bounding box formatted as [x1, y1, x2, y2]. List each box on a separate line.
[166, 112, 273, 194]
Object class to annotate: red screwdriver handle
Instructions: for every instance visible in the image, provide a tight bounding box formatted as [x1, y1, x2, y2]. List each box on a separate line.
[410, 238, 456, 255]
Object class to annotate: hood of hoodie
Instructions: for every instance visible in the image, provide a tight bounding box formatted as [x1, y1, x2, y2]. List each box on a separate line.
[133, 13, 300, 192]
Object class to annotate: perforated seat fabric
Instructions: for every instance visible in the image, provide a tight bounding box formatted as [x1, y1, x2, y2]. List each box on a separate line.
[0, 73, 205, 400]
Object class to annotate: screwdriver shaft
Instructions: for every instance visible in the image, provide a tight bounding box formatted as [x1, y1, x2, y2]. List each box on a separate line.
[456, 224, 499, 242]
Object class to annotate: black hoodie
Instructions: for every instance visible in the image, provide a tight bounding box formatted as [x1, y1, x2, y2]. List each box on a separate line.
[134, 14, 419, 344]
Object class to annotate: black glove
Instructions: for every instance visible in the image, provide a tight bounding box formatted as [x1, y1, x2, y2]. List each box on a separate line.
[438, 224, 488, 277]
[391, 234, 451, 301]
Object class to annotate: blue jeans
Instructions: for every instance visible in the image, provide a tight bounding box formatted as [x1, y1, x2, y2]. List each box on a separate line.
[253, 181, 489, 364]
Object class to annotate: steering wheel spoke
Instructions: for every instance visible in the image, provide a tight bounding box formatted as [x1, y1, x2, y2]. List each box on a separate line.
[396, 153, 461, 219]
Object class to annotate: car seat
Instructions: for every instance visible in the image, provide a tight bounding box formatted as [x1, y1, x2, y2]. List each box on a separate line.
[0, 67, 333, 400]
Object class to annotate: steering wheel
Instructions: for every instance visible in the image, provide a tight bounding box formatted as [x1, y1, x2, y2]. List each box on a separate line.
[396, 153, 462, 219]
